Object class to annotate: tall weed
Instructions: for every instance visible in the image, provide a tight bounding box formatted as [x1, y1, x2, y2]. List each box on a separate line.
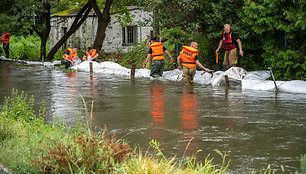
[34, 129, 132, 173]
[0, 89, 45, 122]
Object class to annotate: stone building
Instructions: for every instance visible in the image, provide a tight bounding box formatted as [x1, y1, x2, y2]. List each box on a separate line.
[49, 6, 153, 53]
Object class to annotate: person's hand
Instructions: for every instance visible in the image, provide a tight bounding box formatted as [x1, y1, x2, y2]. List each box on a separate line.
[170, 58, 174, 63]
[178, 65, 182, 70]
[240, 50, 244, 57]
[215, 49, 219, 54]
[205, 68, 211, 72]
[142, 62, 147, 68]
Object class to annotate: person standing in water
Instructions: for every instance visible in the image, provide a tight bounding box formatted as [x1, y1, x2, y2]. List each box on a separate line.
[177, 41, 211, 85]
[143, 37, 174, 78]
[215, 24, 244, 70]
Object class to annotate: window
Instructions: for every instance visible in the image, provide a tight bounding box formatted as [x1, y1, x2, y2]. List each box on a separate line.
[122, 26, 137, 46]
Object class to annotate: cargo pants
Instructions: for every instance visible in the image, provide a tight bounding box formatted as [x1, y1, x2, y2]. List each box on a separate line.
[223, 47, 238, 70]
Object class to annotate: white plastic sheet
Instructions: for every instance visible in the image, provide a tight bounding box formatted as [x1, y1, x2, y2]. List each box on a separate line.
[2, 56, 305, 94]
[72, 61, 306, 93]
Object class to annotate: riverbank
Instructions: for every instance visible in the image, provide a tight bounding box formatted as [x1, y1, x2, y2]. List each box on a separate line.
[0, 90, 230, 173]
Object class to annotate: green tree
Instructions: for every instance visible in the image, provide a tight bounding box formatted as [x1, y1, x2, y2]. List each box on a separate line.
[242, 0, 306, 80]
[46, 1, 92, 61]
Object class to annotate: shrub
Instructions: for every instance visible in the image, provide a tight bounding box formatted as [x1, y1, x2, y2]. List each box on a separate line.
[0, 89, 45, 122]
[120, 38, 150, 69]
[8, 35, 43, 61]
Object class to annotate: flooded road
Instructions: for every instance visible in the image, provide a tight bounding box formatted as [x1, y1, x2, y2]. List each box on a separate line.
[0, 61, 305, 173]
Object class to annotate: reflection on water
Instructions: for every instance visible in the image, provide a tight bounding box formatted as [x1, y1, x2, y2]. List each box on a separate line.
[150, 83, 166, 141]
[0, 62, 305, 173]
[179, 86, 200, 156]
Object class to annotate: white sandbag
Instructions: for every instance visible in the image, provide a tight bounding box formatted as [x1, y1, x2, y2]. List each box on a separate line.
[277, 80, 306, 94]
[225, 67, 248, 81]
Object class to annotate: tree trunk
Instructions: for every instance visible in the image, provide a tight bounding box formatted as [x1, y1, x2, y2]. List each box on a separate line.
[93, 17, 110, 51]
[90, 0, 113, 51]
[46, 2, 92, 61]
[153, 8, 160, 39]
[32, 0, 51, 62]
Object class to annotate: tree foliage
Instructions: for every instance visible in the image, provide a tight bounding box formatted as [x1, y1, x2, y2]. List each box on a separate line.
[132, 0, 305, 80]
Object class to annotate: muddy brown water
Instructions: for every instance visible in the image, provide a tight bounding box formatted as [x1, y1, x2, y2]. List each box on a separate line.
[0, 61, 305, 173]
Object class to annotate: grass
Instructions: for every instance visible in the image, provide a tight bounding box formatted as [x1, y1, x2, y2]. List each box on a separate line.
[0, 90, 302, 173]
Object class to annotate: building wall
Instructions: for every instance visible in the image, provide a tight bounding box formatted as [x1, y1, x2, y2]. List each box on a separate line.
[49, 8, 152, 53]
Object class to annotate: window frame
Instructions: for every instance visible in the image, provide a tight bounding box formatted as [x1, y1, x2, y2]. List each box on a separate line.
[122, 25, 137, 46]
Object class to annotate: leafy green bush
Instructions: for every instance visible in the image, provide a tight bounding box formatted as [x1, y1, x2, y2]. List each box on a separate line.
[120, 38, 150, 69]
[263, 43, 306, 80]
[0, 89, 45, 122]
[8, 35, 43, 61]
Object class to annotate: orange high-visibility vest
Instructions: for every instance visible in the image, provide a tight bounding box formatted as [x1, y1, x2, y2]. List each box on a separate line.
[86, 49, 97, 57]
[63, 48, 77, 60]
[179, 46, 198, 68]
[150, 42, 165, 61]
[1, 33, 10, 43]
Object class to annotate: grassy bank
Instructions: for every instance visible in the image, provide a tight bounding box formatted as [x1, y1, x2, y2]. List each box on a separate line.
[0, 90, 230, 174]
[1, 90, 304, 173]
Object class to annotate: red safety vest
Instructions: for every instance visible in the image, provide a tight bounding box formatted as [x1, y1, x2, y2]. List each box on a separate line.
[150, 42, 165, 61]
[1, 33, 10, 43]
[63, 48, 77, 60]
[179, 46, 198, 69]
[86, 49, 97, 57]
[222, 31, 236, 50]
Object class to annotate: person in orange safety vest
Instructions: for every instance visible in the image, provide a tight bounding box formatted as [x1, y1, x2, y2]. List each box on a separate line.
[1, 32, 10, 58]
[82, 47, 99, 62]
[143, 37, 174, 78]
[177, 41, 211, 85]
[61, 46, 78, 69]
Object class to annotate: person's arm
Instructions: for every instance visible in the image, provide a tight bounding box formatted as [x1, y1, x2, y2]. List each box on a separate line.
[143, 54, 152, 68]
[92, 53, 99, 59]
[164, 50, 174, 63]
[236, 39, 244, 56]
[196, 60, 210, 72]
[82, 55, 87, 61]
[177, 56, 182, 70]
[215, 39, 223, 53]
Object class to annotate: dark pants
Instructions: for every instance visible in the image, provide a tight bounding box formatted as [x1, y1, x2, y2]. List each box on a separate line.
[150, 60, 165, 78]
[61, 58, 71, 69]
[3, 43, 9, 58]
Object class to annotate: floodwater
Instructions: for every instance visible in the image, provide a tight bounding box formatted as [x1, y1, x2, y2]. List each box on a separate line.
[0, 61, 305, 173]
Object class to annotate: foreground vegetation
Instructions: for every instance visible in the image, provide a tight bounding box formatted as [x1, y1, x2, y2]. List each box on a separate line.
[0, 90, 305, 173]
[0, 90, 230, 173]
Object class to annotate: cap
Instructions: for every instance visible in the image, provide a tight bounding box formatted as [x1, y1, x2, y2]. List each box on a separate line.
[150, 37, 157, 42]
